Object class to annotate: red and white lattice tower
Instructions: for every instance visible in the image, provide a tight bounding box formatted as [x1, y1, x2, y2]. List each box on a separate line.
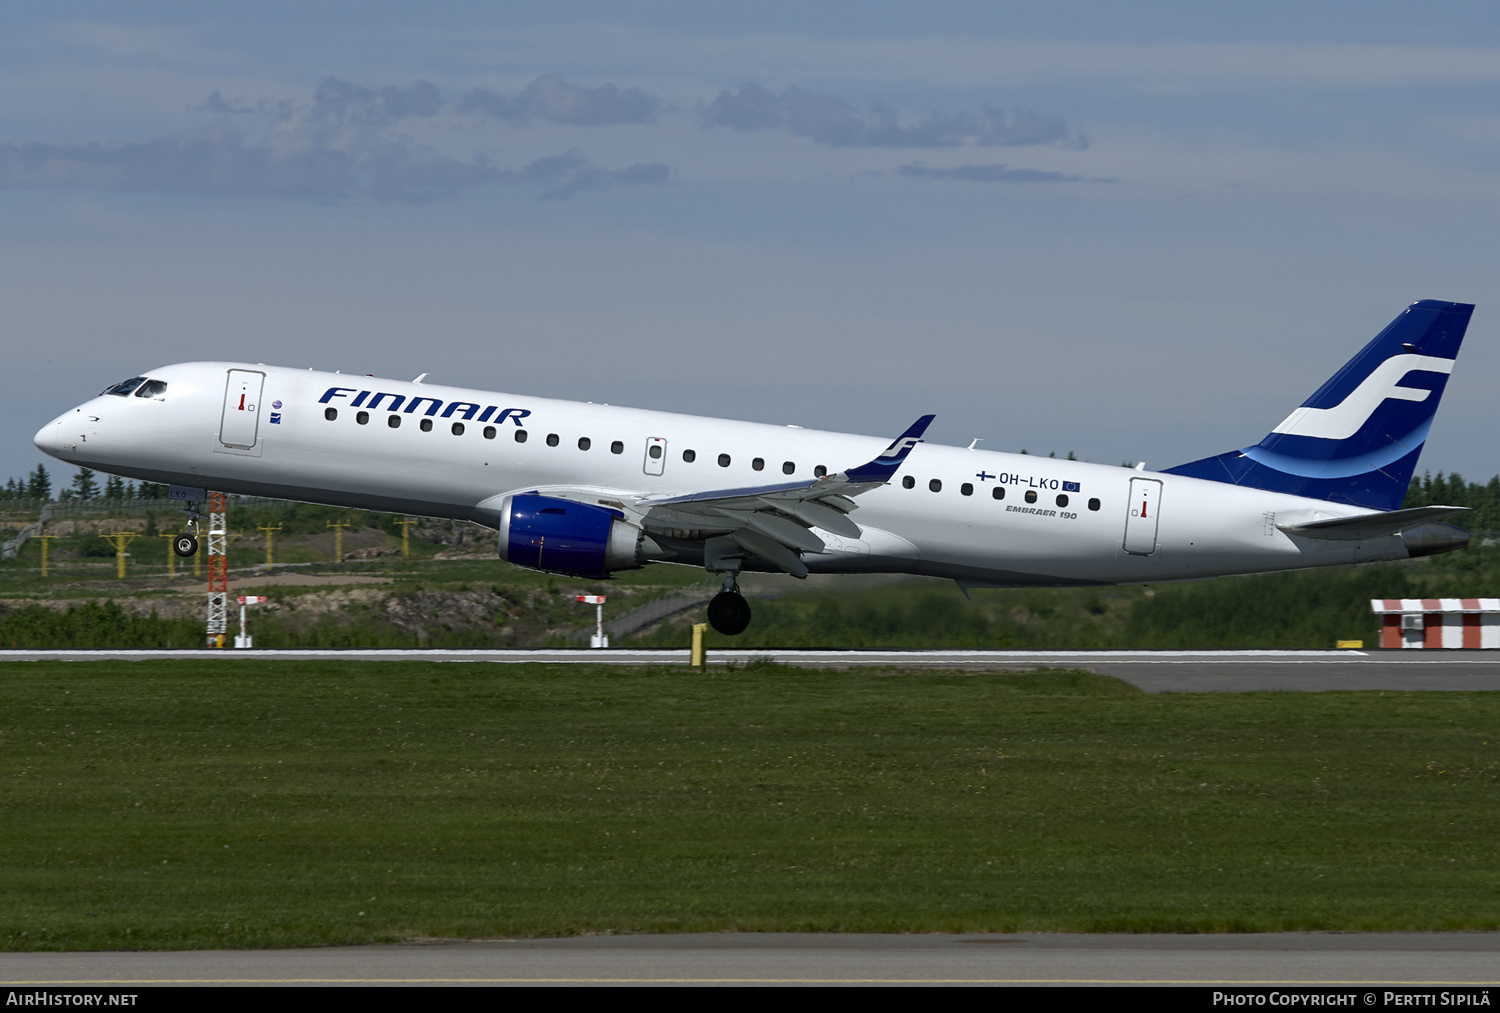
[205, 491, 229, 647]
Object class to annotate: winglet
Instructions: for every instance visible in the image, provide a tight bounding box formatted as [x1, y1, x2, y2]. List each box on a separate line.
[844, 415, 935, 484]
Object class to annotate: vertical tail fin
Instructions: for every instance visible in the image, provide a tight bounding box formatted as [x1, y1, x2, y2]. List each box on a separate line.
[1164, 300, 1474, 510]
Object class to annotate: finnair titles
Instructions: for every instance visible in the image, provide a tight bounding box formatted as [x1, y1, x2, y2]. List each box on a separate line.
[34, 300, 1475, 635]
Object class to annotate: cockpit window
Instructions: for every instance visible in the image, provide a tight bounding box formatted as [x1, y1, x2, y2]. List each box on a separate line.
[134, 379, 168, 399]
[102, 377, 145, 397]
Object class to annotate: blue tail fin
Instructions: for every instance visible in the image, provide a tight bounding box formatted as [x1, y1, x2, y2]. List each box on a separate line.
[1164, 300, 1474, 511]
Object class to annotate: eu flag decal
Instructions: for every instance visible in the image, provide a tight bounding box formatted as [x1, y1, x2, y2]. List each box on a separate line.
[1062, 481, 1081, 493]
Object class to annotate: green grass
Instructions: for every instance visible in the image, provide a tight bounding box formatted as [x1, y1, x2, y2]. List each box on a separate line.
[2, 660, 1496, 949]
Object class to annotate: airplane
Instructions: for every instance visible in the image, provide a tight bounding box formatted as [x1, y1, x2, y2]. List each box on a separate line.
[33, 299, 1474, 636]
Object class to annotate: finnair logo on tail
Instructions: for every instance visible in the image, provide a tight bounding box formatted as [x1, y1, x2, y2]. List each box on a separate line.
[880, 436, 923, 461]
[1271, 354, 1454, 442]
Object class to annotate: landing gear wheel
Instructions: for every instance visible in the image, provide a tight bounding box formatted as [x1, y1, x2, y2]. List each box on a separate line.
[706, 591, 752, 636]
[172, 534, 198, 557]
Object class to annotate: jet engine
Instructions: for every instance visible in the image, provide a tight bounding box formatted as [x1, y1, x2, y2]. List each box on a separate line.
[496, 493, 644, 578]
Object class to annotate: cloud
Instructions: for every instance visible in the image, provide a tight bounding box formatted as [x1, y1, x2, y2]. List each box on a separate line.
[0, 78, 669, 203]
[518, 150, 671, 200]
[306, 78, 445, 124]
[0, 73, 1092, 202]
[700, 81, 786, 132]
[0, 118, 495, 204]
[896, 161, 1115, 184]
[459, 74, 659, 126]
[702, 83, 1085, 149]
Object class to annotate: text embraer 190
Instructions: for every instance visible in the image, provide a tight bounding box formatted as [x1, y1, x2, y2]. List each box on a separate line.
[34, 300, 1475, 635]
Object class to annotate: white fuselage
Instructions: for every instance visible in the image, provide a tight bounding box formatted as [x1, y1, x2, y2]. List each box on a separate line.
[34, 361, 1412, 586]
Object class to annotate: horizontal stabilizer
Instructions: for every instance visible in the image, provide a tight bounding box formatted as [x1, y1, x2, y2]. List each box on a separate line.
[1277, 505, 1469, 540]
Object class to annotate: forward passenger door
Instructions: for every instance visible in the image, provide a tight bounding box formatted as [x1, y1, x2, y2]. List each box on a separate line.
[218, 369, 265, 454]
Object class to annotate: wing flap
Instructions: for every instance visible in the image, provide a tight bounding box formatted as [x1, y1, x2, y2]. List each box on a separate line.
[731, 527, 809, 577]
[768, 498, 862, 538]
[745, 511, 827, 553]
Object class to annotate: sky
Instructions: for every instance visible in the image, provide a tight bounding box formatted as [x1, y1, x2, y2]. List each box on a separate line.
[4, 2, 1498, 490]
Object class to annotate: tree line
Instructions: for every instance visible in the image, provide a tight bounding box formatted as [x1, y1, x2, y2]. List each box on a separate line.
[1, 465, 167, 503]
[1403, 471, 1500, 531]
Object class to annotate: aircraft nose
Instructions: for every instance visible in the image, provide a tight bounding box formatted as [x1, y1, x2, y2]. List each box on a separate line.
[34, 419, 59, 455]
[34, 412, 79, 460]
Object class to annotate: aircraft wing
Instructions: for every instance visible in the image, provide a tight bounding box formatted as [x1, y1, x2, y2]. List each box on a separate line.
[635, 414, 935, 577]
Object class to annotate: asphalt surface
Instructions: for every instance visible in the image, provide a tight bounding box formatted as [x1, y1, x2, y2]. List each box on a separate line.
[5, 649, 1500, 692]
[2, 933, 1498, 986]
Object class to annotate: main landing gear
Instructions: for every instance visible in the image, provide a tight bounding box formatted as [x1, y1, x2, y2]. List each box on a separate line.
[706, 572, 752, 636]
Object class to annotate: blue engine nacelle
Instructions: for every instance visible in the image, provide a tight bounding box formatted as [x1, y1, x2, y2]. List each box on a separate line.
[497, 493, 644, 579]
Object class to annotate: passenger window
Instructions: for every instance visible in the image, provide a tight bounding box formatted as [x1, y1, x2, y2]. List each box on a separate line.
[356, 411, 369, 425]
[992, 487, 1005, 501]
[514, 429, 527, 443]
[578, 437, 591, 451]
[1025, 490, 1037, 504]
[388, 414, 400, 428]
[902, 475, 915, 489]
[782, 461, 795, 475]
[420, 418, 433, 432]
[683, 449, 697, 463]
[452, 422, 465, 436]
[814, 465, 827, 478]
[649, 444, 662, 460]
[102, 377, 145, 397]
[717, 453, 731, 467]
[611, 441, 624, 454]
[929, 479, 942, 493]
[1088, 498, 1101, 511]
[1056, 494, 1069, 508]
[134, 380, 168, 398]
[546, 434, 559, 447]
[961, 483, 973, 496]
[325, 408, 338, 421]
[752, 457, 764, 471]
[483, 426, 496, 440]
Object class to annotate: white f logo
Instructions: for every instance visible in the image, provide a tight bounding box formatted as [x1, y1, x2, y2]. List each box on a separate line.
[1271, 354, 1453, 442]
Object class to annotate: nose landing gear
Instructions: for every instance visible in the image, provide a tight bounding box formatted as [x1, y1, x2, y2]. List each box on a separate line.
[174, 496, 203, 557]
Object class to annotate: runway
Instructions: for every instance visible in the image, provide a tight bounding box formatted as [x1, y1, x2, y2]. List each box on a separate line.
[4, 649, 1500, 692]
[2, 933, 1498, 986]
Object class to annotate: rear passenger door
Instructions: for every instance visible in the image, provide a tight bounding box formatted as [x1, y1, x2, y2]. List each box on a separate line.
[1123, 478, 1162, 555]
